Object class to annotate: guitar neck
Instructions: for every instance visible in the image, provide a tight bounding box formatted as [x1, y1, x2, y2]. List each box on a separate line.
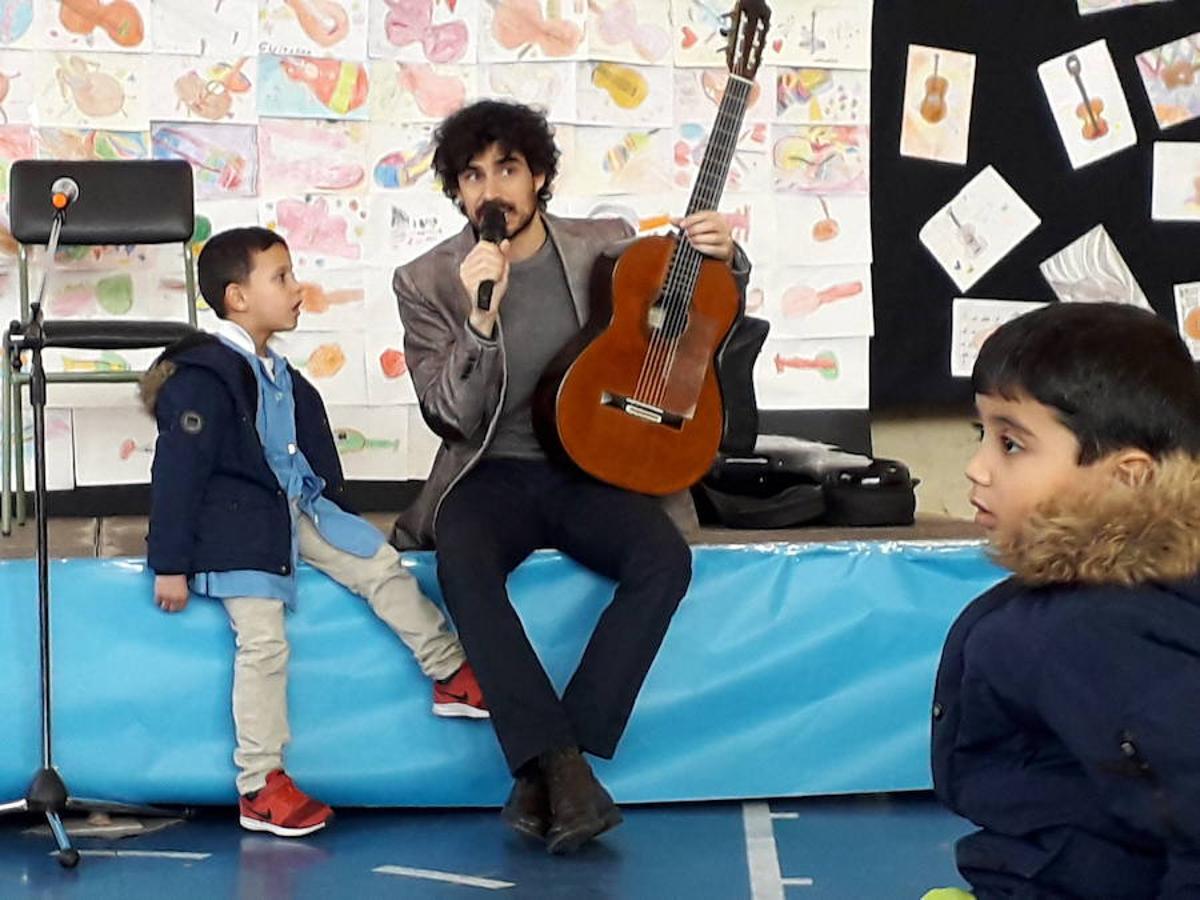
[684, 74, 754, 218]
[656, 73, 754, 309]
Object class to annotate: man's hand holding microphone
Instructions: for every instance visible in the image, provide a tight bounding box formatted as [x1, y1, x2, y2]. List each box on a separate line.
[460, 201, 509, 339]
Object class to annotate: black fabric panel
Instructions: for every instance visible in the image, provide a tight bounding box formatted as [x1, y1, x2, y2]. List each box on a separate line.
[869, 1, 1200, 409]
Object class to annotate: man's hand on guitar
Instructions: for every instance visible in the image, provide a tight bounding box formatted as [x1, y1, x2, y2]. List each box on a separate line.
[461, 238, 511, 338]
[672, 212, 734, 264]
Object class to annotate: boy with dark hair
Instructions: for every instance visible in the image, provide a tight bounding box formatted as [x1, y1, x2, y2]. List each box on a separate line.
[928, 302, 1200, 898]
[144, 226, 486, 838]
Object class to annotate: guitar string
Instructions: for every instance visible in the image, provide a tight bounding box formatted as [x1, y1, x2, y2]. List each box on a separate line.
[634, 75, 750, 405]
[634, 75, 749, 402]
[643, 76, 750, 408]
[641, 76, 751, 409]
[635, 73, 753, 402]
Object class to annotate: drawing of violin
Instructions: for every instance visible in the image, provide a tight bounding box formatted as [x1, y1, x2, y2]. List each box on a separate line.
[0, 69, 19, 124]
[280, 56, 368, 115]
[300, 343, 347, 379]
[588, 0, 669, 63]
[1066, 53, 1108, 141]
[919, 52, 948, 125]
[782, 279, 863, 318]
[1161, 54, 1200, 90]
[152, 126, 249, 192]
[59, 0, 144, 48]
[395, 63, 467, 118]
[700, 68, 761, 109]
[377, 349, 408, 379]
[490, 0, 583, 59]
[773, 350, 839, 379]
[62, 350, 130, 373]
[284, 0, 349, 48]
[374, 137, 435, 189]
[335, 427, 400, 453]
[384, 0, 469, 64]
[174, 57, 250, 121]
[591, 62, 648, 110]
[812, 195, 839, 242]
[0, 1, 33, 45]
[947, 206, 986, 259]
[299, 281, 363, 313]
[798, 8, 826, 56]
[56, 54, 126, 118]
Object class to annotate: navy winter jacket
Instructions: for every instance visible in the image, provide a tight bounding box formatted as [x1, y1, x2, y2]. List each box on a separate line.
[932, 456, 1200, 899]
[142, 333, 352, 577]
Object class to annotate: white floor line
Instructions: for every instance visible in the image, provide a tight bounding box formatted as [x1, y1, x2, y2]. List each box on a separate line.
[743, 801, 785, 900]
[54, 850, 210, 860]
[373, 865, 515, 890]
[782, 878, 815, 887]
[770, 812, 800, 820]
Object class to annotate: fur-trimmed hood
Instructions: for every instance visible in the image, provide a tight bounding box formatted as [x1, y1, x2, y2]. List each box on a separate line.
[992, 453, 1200, 587]
[138, 332, 251, 416]
[138, 357, 177, 415]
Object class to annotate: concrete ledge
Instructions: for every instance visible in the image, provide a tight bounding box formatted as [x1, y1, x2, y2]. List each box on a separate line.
[1, 513, 984, 559]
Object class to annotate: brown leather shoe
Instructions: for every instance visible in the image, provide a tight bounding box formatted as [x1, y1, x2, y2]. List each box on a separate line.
[500, 772, 550, 840]
[539, 747, 623, 855]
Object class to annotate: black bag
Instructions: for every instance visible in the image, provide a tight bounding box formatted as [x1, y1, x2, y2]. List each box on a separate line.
[697, 456, 825, 529]
[696, 437, 918, 529]
[821, 457, 917, 527]
[715, 315, 770, 455]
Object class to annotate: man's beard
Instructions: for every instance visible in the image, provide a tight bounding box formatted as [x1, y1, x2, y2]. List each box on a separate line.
[470, 202, 537, 241]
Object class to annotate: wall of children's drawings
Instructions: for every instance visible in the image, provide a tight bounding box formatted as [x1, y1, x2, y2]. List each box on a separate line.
[0, 0, 876, 491]
[871, 0, 1200, 409]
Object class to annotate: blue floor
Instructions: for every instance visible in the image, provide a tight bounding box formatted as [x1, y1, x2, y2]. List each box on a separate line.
[0, 793, 973, 899]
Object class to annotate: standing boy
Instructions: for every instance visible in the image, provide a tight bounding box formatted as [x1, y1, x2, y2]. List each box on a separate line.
[145, 227, 486, 837]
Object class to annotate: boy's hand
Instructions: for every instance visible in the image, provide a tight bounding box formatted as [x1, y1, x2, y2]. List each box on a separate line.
[155, 574, 190, 613]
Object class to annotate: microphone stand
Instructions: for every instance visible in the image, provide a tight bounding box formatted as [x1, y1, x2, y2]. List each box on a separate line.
[0, 204, 182, 869]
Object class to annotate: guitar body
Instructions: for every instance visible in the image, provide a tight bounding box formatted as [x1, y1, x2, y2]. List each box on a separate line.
[534, 0, 770, 496]
[535, 235, 742, 496]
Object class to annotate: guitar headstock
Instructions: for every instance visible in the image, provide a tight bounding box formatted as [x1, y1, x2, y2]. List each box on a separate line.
[725, 0, 771, 80]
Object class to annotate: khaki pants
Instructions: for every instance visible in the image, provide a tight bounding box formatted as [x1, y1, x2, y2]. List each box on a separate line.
[223, 514, 464, 794]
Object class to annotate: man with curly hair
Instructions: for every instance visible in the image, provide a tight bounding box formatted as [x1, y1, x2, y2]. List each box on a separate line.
[390, 100, 750, 853]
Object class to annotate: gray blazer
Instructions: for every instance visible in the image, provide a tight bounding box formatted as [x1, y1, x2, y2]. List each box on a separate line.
[389, 211, 746, 549]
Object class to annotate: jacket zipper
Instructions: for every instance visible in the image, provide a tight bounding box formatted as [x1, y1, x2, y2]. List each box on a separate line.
[1118, 730, 1184, 840]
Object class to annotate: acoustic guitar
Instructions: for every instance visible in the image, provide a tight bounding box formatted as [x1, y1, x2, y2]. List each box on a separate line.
[534, 0, 771, 496]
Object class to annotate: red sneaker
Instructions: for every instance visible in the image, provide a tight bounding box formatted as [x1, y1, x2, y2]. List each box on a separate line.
[239, 770, 333, 838]
[433, 662, 490, 719]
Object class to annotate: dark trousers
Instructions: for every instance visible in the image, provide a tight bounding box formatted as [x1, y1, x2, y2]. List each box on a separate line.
[434, 458, 692, 773]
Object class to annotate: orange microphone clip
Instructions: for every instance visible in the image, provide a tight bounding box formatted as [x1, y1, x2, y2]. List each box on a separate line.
[49, 176, 79, 214]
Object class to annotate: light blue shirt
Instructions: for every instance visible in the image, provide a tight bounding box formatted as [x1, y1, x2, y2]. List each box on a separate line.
[189, 321, 385, 607]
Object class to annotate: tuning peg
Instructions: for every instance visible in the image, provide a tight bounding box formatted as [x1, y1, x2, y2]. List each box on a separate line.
[718, 12, 733, 37]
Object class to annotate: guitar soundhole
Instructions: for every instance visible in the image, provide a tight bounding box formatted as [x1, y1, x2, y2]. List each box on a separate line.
[648, 298, 689, 339]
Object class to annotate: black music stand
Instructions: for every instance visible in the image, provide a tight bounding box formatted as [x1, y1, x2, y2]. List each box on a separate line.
[0, 161, 198, 868]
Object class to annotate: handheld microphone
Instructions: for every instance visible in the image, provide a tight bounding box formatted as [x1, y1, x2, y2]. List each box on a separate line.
[50, 177, 79, 213]
[476, 202, 507, 312]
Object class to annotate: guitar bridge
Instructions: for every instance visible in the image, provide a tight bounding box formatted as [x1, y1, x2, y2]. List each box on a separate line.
[601, 393, 686, 430]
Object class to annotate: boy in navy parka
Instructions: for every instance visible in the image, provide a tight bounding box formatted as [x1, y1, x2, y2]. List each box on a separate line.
[144, 227, 486, 837]
[929, 302, 1200, 899]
